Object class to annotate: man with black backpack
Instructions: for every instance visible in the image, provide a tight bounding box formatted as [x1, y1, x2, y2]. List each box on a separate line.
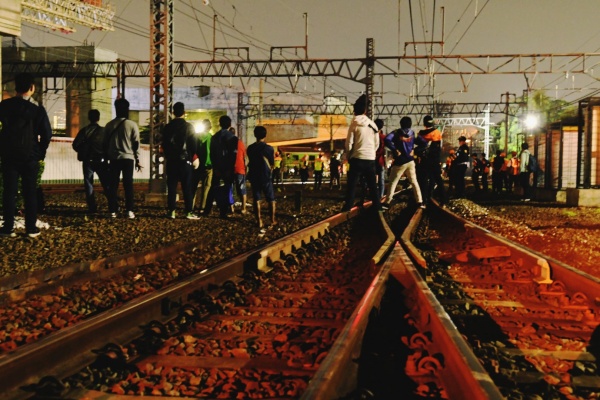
[0, 73, 52, 238]
[72, 109, 110, 214]
[204, 115, 237, 219]
[161, 102, 199, 220]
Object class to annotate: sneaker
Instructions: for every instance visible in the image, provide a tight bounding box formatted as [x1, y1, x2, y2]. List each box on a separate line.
[186, 212, 200, 220]
[167, 210, 176, 219]
[0, 227, 16, 238]
[127, 211, 135, 219]
[26, 228, 41, 238]
[110, 212, 117, 218]
[418, 203, 426, 209]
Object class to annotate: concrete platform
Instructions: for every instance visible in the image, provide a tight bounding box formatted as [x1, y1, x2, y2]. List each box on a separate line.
[566, 188, 600, 207]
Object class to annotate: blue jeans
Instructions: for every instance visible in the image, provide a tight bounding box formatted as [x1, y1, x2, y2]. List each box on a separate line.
[82, 160, 110, 212]
[108, 159, 135, 213]
[376, 165, 386, 199]
[2, 159, 39, 232]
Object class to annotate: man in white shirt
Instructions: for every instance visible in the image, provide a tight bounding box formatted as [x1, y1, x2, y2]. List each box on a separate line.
[341, 95, 381, 212]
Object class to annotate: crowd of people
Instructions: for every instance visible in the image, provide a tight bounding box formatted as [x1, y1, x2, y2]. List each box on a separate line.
[340, 94, 537, 212]
[0, 76, 538, 238]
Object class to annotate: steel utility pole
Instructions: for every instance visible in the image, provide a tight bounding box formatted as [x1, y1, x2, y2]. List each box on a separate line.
[501, 92, 516, 154]
[149, 0, 173, 192]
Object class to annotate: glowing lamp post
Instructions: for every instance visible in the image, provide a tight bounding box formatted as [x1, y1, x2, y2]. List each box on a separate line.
[194, 122, 206, 135]
[524, 114, 539, 132]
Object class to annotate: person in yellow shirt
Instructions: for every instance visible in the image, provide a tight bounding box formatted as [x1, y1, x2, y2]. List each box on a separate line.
[272, 151, 283, 189]
[313, 153, 324, 190]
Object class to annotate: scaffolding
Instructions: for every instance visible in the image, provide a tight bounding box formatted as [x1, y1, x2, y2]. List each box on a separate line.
[21, 0, 115, 33]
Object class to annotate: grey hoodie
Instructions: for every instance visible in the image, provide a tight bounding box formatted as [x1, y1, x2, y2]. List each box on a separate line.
[105, 117, 140, 161]
[345, 114, 379, 161]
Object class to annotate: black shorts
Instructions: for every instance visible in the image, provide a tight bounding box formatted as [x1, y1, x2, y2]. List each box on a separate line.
[252, 180, 275, 202]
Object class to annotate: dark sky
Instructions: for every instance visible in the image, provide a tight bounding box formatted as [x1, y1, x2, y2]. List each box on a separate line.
[18, 0, 600, 113]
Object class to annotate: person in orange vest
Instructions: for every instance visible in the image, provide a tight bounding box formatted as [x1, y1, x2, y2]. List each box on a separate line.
[418, 115, 448, 206]
[501, 151, 510, 192]
[313, 153, 324, 190]
[272, 151, 283, 190]
[506, 150, 520, 193]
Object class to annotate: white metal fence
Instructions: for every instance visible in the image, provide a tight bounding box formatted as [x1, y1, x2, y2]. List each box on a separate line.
[42, 137, 151, 184]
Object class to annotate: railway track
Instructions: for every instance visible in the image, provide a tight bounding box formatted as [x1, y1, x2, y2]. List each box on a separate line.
[0, 206, 395, 399]
[391, 202, 600, 399]
[3, 193, 599, 399]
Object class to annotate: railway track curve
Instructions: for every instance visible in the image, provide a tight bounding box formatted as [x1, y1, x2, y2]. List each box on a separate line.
[1, 206, 395, 399]
[3, 196, 599, 399]
[392, 202, 600, 399]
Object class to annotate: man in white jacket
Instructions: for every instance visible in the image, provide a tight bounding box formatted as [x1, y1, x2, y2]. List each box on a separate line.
[341, 94, 382, 212]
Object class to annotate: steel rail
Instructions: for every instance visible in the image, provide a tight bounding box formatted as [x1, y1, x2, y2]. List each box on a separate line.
[395, 207, 504, 400]
[392, 201, 600, 399]
[0, 206, 395, 400]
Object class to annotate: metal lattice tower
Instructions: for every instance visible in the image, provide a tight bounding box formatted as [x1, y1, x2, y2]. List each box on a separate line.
[21, 0, 115, 32]
[149, 0, 173, 190]
[365, 38, 375, 118]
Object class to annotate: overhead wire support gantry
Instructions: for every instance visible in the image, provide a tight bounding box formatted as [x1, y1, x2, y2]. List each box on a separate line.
[7, 52, 600, 82]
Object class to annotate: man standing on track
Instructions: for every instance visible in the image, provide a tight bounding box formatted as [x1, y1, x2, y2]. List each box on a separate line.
[507, 150, 520, 193]
[329, 152, 341, 190]
[418, 115, 448, 207]
[454, 135, 470, 198]
[231, 127, 248, 214]
[247, 126, 277, 230]
[341, 94, 381, 212]
[272, 151, 283, 190]
[0, 72, 52, 238]
[313, 153, 324, 190]
[374, 118, 387, 202]
[205, 115, 237, 218]
[162, 102, 199, 220]
[72, 109, 110, 214]
[192, 119, 212, 214]
[519, 142, 533, 201]
[382, 116, 424, 209]
[105, 98, 142, 219]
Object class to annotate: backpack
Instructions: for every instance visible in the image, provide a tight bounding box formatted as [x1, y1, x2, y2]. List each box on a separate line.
[527, 153, 539, 173]
[162, 127, 187, 162]
[0, 99, 35, 162]
[73, 126, 98, 162]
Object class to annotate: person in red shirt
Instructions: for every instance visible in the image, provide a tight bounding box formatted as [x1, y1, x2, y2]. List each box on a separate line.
[374, 118, 387, 201]
[230, 127, 247, 214]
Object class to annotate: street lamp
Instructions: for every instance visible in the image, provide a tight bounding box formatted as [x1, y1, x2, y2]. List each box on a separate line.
[524, 114, 539, 132]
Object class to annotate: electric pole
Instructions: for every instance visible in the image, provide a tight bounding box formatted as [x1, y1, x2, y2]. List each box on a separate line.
[501, 92, 516, 153]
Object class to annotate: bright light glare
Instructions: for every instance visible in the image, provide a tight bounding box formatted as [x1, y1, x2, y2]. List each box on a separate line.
[524, 114, 539, 129]
[194, 122, 205, 134]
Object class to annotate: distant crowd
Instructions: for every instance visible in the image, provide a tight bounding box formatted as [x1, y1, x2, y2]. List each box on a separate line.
[0, 73, 538, 238]
[339, 93, 537, 212]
